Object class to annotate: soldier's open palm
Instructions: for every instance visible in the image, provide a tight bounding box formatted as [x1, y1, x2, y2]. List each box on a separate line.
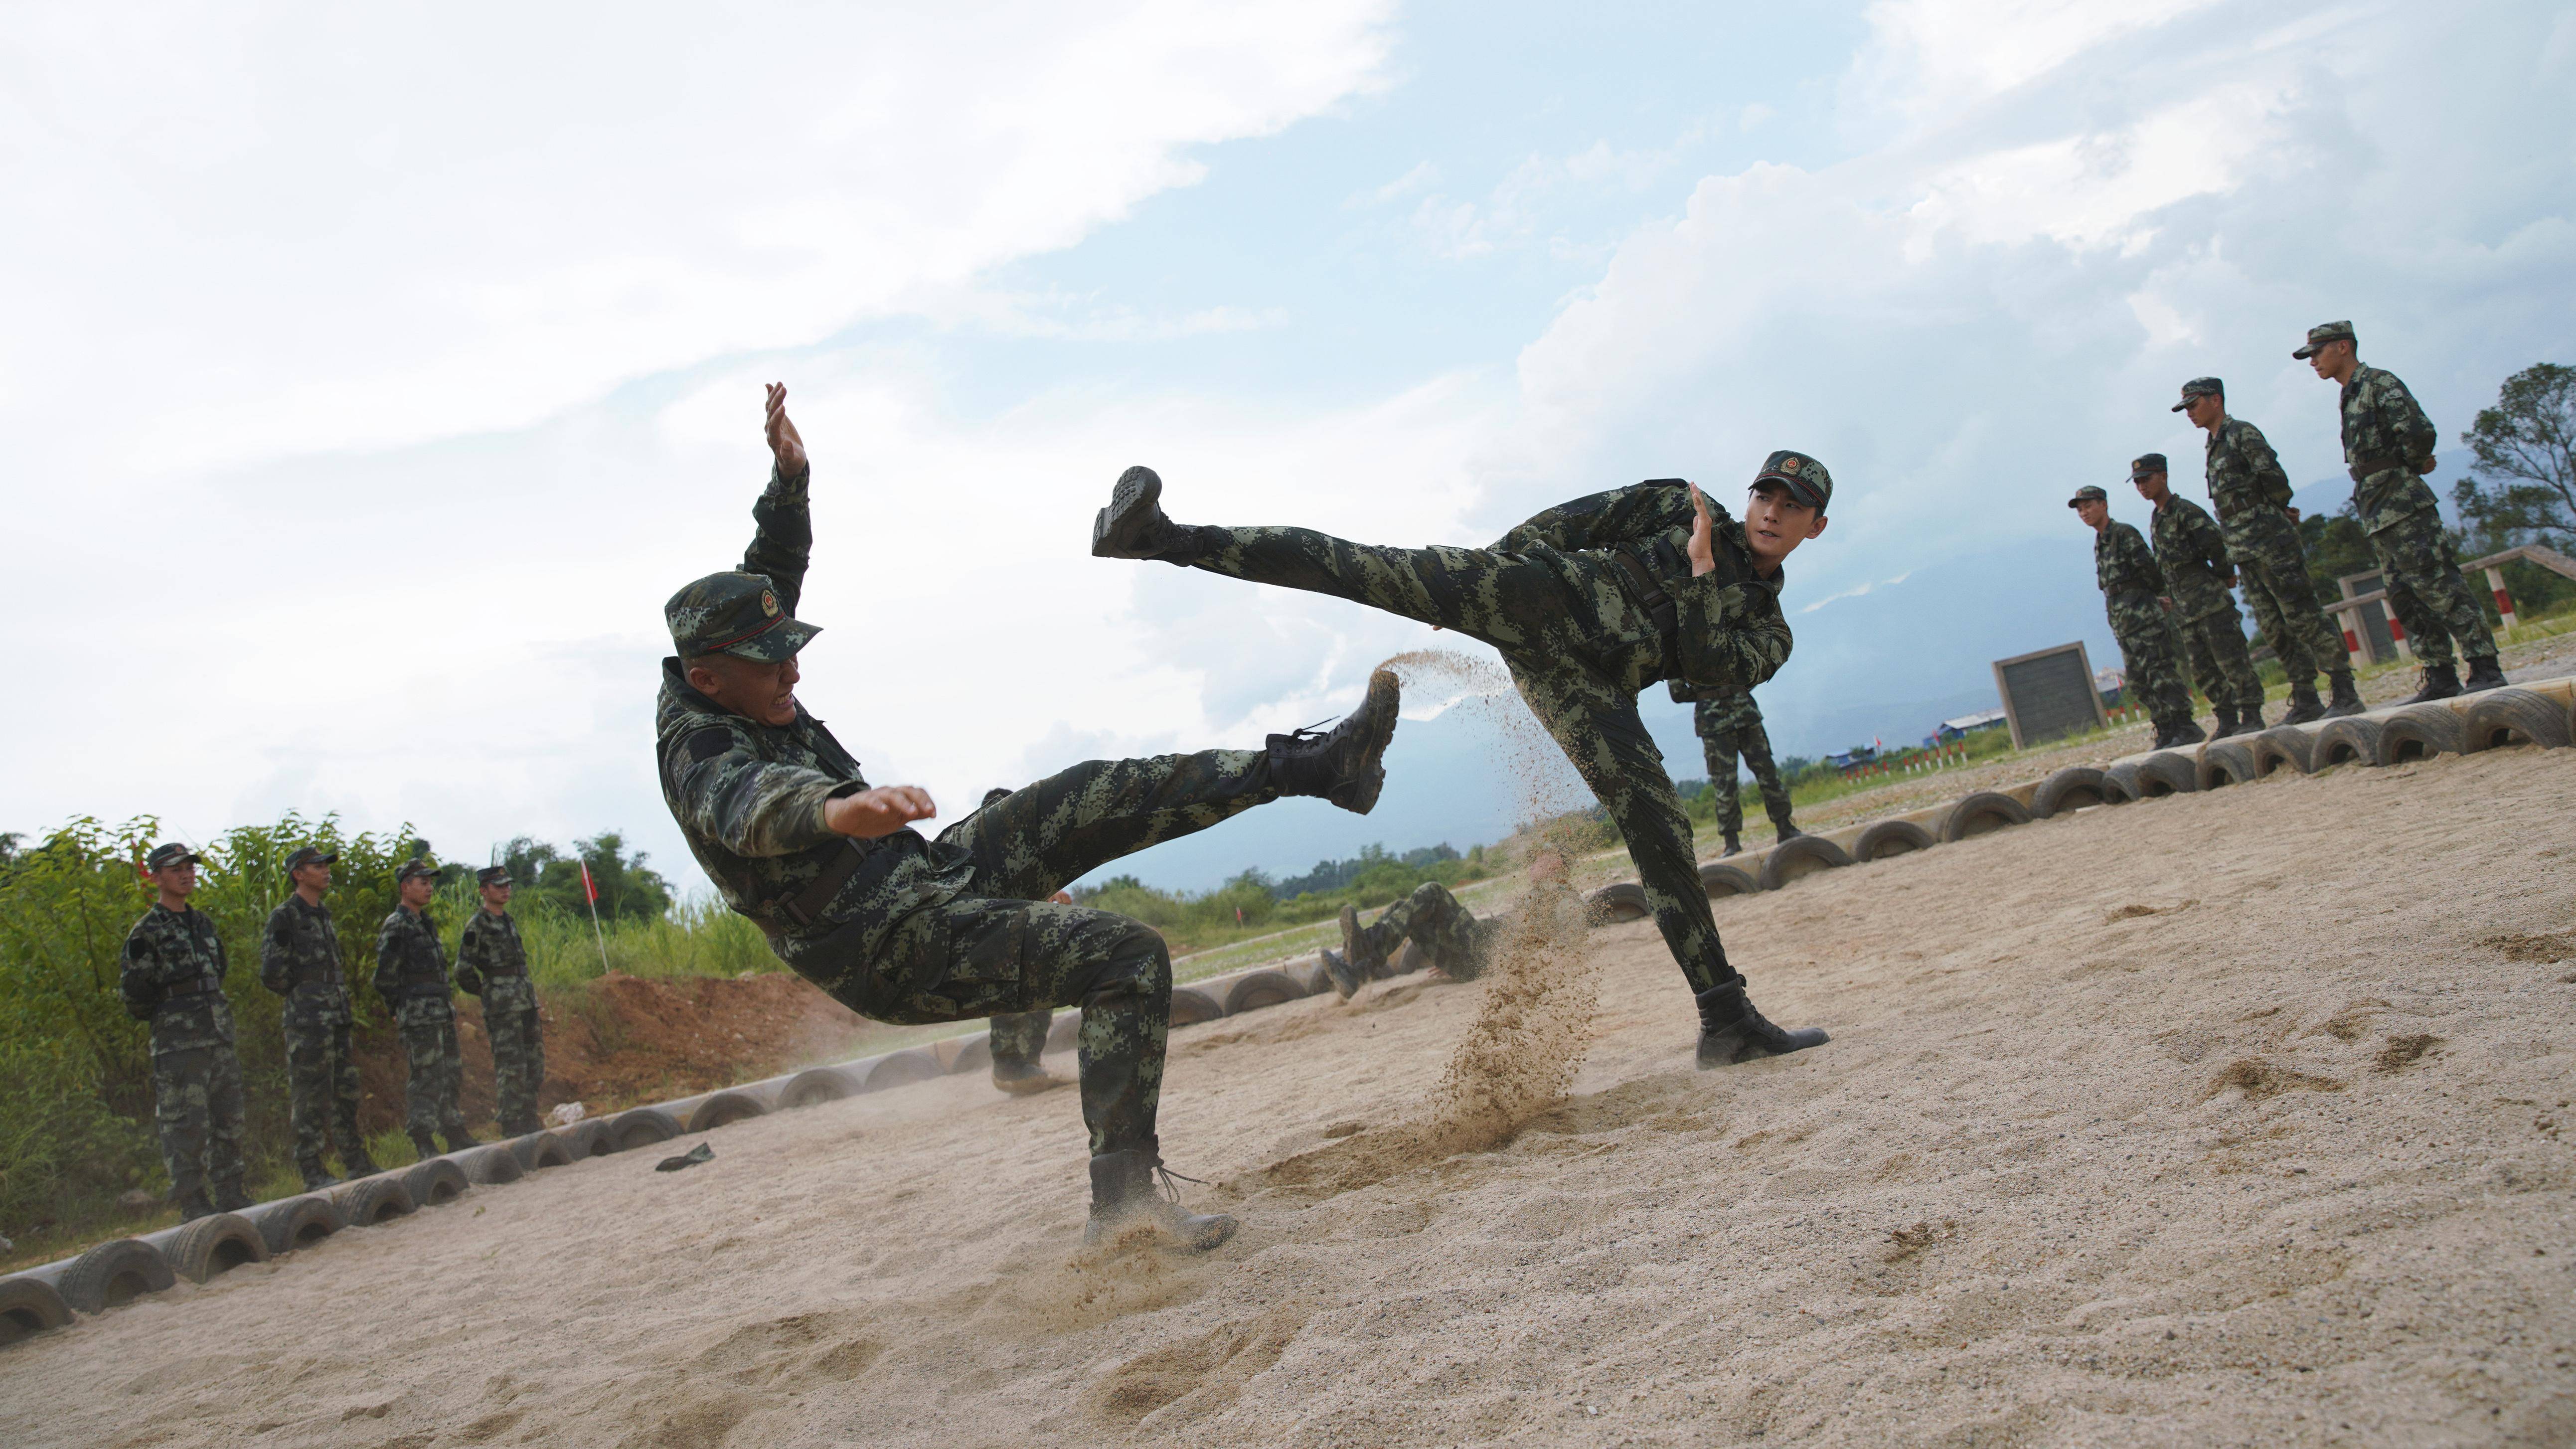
[765, 382, 807, 475]
[1687, 483, 1717, 576]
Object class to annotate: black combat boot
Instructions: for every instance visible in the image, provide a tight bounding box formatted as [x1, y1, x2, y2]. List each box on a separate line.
[2163, 719, 2207, 748]
[1268, 668, 1401, 814]
[1694, 975, 1829, 1068]
[1089, 466, 1212, 563]
[2280, 683, 2324, 725]
[214, 1180, 253, 1214]
[1329, 905, 1381, 999]
[2211, 703, 2239, 738]
[408, 1130, 441, 1162]
[1319, 948, 1365, 1000]
[343, 1149, 383, 1179]
[298, 1158, 341, 1193]
[2462, 657, 2508, 693]
[991, 1060, 1061, 1098]
[442, 1127, 481, 1155]
[1719, 831, 1742, 858]
[176, 1186, 218, 1222]
[2234, 702, 2267, 735]
[2322, 671, 2366, 718]
[2404, 663, 2462, 704]
[1773, 823, 1804, 843]
[1085, 1141, 1237, 1252]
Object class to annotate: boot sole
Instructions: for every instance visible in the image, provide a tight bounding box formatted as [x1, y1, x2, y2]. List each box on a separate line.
[1090, 466, 1164, 558]
[1695, 1025, 1830, 1069]
[1325, 669, 1401, 814]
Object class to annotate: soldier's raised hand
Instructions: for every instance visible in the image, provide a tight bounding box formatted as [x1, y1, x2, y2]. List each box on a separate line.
[1686, 483, 1718, 577]
[765, 382, 807, 478]
[824, 786, 937, 839]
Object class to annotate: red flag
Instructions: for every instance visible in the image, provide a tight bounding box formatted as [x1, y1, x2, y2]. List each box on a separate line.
[580, 860, 599, 904]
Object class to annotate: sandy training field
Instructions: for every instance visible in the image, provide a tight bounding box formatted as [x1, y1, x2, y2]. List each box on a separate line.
[12, 743, 2576, 1447]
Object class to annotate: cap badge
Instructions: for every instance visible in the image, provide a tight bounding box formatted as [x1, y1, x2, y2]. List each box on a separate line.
[1779, 457, 1800, 474]
[760, 590, 779, 618]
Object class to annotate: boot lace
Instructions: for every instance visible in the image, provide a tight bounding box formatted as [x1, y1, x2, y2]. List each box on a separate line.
[1155, 1162, 1209, 1203]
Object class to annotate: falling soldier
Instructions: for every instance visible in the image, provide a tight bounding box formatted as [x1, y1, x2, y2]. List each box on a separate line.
[2072, 483, 2204, 748]
[456, 866, 546, 1137]
[262, 845, 380, 1189]
[377, 859, 477, 1159]
[1675, 684, 1799, 855]
[2175, 377, 2363, 721]
[2296, 322, 2507, 701]
[2131, 453, 2267, 737]
[1322, 848, 1578, 998]
[656, 384, 1400, 1252]
[1090, 456, 1832, 1068]
[120, 843, 251, 1220]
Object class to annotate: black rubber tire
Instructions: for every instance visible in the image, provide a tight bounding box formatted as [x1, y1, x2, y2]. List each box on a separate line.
[1045, 1009, 1081, 1054]
[2247, 727, 2316, 778]
[2030, 766, 2125, 817]
[56, 1239, 176, 1313]
[1585, 882, 1652, 925]
[2374, 703, 2469, 765]
[2195, 739, 2259, 789]
[553, 1119, 612, 1158]
[1758, 833, 1853, 891]
[247, 1194, 346, 1255]
[777, 1067, 859, 1110]
[2109, 751, 2199, 798]
[1697, 861, 1761, 897]
[508, 1131, 576, 1171]
[1168, 985, 1225, 1027]
[1939, 790, 2032, 843]
[608, 1106, 682, 1151]
[458, 1142, 525, 1184]
[947, 1034, 993, 1076]
[1851, 819, 1935, 861]
[403, 1157, 471, 1208]
[0, 1275, 74, 1345]
[2464, 687, 2572, 750]
[685, 1090, 770, 1132]
[333, 1176, 417, 1226]
[862, 1049, 944, 1093]
[1225, 968, 1306, 1014]
[2311, 716, 2383, 769]
[161, 1212, 271, 1283]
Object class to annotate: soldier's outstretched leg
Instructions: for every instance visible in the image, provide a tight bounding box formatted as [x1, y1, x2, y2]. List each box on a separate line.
[1737, 718, 1798, 840]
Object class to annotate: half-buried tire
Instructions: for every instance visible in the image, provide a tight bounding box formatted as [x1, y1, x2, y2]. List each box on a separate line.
[403, 1157, 471, 1207]
[2465, 687, 2571, 751]
[508, 1131, 576, 1172]
[2247, 727, 2316, 778]
[863, 1049, 945, 1093]
[1225, 969, 1305, 1014]
[2031, 766, 2125, 817]
[160, 1212, 270, 1283]
[1758, 833, 1852, 891]
[2311, 716, 2383, 769]
[1851, 820, 1935, 861]
[554, 1119, 612, 1158]
[686, 1090, 771, 1132]
[0, 1275, 73, 1346]
[458, 1142, 525, 1185]
[2375, 702, 2471, 765]
[1168, 986, 1225, 1027]
[947, 1034, 993, 1076]
[56, 1239, 176, 1313]
[247, 1194, 345, 1255]
[334, 1175, 417, 1226]
[1586, 882, 1652, 925]
[2109, 751, 2199, 798]
[2195, 739, 2259, 790]
[609, 1106, 682, 1151]
[1939, 791, 2031, 842]
[1698, 861, 1760, 898]
[778, 1067, 860, 1110]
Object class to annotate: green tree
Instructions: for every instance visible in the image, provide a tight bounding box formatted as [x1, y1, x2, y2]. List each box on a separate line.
[516, 832, 672, 924]
[2453, 361, 2576, 548]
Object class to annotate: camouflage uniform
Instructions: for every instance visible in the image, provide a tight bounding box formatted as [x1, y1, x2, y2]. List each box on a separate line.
[2149, 493, 2265, 716]
[261, 892, 367, 1173]
[658, 465, 1296, 1157]
[2203, 416, 2350, 687]
[2093, 516, 2194, 733]
[1675, 686, 1794, 842]
[457, 907, 545, 1135]
[2338, 363, 2497, 669]
[1347, 881, 1506, 981]
[120, 902, 247, 1213]
[376, 904, 467, 1144]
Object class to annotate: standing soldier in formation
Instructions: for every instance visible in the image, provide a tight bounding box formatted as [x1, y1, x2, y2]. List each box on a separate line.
[455, 865, 545, 1137]
[263, 845, 378, 1189]
[2297, 322, 2507, 701]
[2176, 377, 2362, 721]
[2132, 453, 2267, 737]
[2072, 484, 2203, 748]
[120, 843, 250, 1219]
[1673, 684, 1799, 857]
[377, 859, 476, 1159]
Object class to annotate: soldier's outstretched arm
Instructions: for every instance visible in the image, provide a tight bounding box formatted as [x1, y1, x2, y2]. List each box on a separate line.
[1490, 480, 1696, 554]
[739, 382, 815, 617]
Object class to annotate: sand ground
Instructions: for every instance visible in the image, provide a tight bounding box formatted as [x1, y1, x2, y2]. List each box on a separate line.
[10, 740, 2576, 1447]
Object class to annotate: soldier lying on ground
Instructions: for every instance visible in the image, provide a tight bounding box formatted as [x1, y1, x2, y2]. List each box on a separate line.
[1319, 848, 1576, 998]
[1089, 456, 1832, 1069]
[657, 384, 1399, 1253]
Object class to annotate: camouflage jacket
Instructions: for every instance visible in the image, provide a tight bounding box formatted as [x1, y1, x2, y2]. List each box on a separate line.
[656, 464, 977, 971]
[261, 893, 352, 1023]
[2202, 417, 2297, 556]
[1494, 482, 1792, 695]
[1677, 687, 1764, 736]
[2093, 519, 2163, 601]
[120, 904, 236, 1050]
[2149, 495, 2236, 615]
[455, 909, 528, 996]
[2340, 363, 2441, 530]
[374, 906, 452, 1005]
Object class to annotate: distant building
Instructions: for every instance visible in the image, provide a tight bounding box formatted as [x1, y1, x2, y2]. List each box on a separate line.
[1933, 708, 2008, 744]
[1825, 745, 1879, 773]
[2093, 666, 2126, 709]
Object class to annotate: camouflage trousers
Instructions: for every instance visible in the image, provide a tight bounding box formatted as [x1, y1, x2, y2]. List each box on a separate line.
[800, 748, 1281, 1156]
[2107, 591, 2195, 733]
[1188, 524, 1738, 996]
[283, 997, 365, 1167]
[1696, 712, 1793, 840]
[2173, 593, 2266, 715]
[394, 996, 468, 1140]
[151, 1038, 246, 1206]
[2369, 509, 2498, 669]
[2230, 522, 2350, 688]
[480, 976, 546, 1133]
[1358, 880, 1501, 981]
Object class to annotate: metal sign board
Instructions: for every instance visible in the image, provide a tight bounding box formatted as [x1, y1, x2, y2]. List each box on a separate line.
[1991, 641, 2107, 750]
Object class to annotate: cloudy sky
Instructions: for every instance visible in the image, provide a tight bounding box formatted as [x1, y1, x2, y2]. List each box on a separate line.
[6, 1, 2571, 893]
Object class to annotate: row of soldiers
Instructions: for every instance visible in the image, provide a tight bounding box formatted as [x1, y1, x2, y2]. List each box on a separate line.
[2077, 321, 2508, 748]
[117, 843, 551, 1217]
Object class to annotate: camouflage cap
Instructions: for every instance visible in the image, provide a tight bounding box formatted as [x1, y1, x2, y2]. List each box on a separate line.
[2171, 377, 2223, 412]
[664, 572, 820, 663]
[2129, 453, 2169, 481]
[1753, 450, 1831, 511]
[282, 845, 338, 874]
[475, 866, 512, 888]
[146, 842, 201, 872]
[2292, 321, 2355, 360]
[395, 859, 440, 884]
[2068, 484, 2109, 508]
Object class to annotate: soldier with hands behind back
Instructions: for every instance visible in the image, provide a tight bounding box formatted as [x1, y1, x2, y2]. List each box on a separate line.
[377, 857, 477, 1159]
[456, 865, 546, 1136]
[2072, 483, 2202, 749]
[263, 845, 379, 1189]
[2133, 453, 2267, 738]
[121, 843, 251, 1220]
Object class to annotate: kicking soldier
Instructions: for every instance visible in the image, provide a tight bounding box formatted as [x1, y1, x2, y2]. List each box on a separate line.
[657, 385, 1399, 1252]
[1089, 457, 1831, 1069]
[2072, 484, 2203, 748]
[120, 843, 250, 1219]
[377, 859, 476, 1158]
[2175, 377, 2363, 720]
[262, 845, 379, 1189]
[2132, 453, 2266, 737]
[2296, 322, 2506, 701]
[456, 866, 546, 1136]
[1322, 849, 1577, 998]
[1675, 685, 1798, 855]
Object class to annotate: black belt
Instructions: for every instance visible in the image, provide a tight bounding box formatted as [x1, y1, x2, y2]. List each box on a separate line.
[2348, 455, 2422, 481]
[161, 977, 221, 999]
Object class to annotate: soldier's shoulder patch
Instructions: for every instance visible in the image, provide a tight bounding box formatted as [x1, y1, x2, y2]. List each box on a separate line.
[685, 725, 742, 763]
